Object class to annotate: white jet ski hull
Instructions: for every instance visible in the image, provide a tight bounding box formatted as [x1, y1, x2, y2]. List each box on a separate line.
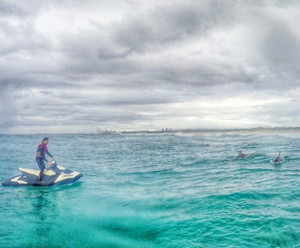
[2, 166, 83, 186]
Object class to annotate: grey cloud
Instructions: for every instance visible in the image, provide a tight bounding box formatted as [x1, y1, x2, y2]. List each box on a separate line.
[97, 48, 133, 60]
[114, 1, 235, 53]
[0, 90, 17, 132]
[0, 1, 26, 16]
[249, 100, 300, 126]
[56, 1, 238, 75]
[261, 21, 300, 77]
[1, 0, 300, 133]
[55, 0, 298, 91]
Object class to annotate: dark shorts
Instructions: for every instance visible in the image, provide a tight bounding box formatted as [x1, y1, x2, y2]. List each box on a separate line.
[36, 158, 45, 171]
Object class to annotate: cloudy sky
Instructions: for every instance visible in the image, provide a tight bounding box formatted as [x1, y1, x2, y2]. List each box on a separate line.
[0, 0, 300, 134]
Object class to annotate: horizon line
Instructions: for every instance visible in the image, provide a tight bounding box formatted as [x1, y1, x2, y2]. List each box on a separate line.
[1, 126, 300, 135]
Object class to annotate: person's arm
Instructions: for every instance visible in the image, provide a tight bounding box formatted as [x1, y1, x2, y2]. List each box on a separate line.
[46, 150, 53, 158]
[46, 150, 55, 160]
[44, 153, 52, 165]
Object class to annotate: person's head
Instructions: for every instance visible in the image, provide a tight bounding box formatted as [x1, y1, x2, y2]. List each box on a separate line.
[42, 137, 49, 145]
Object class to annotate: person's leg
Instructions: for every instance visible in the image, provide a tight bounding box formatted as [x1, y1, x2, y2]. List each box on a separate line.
[36, 158, 45, 181]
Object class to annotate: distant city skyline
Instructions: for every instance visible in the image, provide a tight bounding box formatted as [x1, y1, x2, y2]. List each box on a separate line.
[1, 1, 300, 134]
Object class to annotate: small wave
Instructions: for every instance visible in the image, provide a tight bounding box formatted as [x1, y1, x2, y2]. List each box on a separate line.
[239, 168, 277, 173]
[203, 190, 298, 201]
[118, 168, 179, 177]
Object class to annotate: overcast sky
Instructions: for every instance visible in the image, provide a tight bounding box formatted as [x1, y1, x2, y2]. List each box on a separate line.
[0, 0, 300, 134]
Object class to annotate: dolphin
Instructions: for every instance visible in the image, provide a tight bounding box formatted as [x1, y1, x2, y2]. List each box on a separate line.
[236, 150, 254, 159]
[274, 152, 284, 163]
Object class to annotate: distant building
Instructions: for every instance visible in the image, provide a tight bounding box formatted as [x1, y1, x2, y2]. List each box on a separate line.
[161, 128, 172, 132]
[96, 128, 120, 135]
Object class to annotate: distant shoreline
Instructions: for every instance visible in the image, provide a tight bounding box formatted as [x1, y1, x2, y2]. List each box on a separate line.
[119, 127, 300, 135]
[1, 127, 300, 135]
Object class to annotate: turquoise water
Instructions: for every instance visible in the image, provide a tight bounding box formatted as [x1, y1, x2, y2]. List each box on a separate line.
[0, 133, 299, 248]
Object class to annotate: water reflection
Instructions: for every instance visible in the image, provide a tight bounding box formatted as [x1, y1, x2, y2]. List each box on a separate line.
[32, 189, 54, 221]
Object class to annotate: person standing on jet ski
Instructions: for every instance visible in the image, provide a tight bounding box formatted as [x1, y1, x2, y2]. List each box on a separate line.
[36, 137, 55, 181]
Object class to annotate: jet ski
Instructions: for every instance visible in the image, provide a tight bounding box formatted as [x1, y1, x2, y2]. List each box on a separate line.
[2, 162, 83, 186]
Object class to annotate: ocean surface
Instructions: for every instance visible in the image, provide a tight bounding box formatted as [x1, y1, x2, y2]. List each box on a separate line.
[0, 133, 299, 248]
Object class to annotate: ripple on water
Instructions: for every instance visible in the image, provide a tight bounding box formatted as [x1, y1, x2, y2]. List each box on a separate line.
[0, 134, 299, 247]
